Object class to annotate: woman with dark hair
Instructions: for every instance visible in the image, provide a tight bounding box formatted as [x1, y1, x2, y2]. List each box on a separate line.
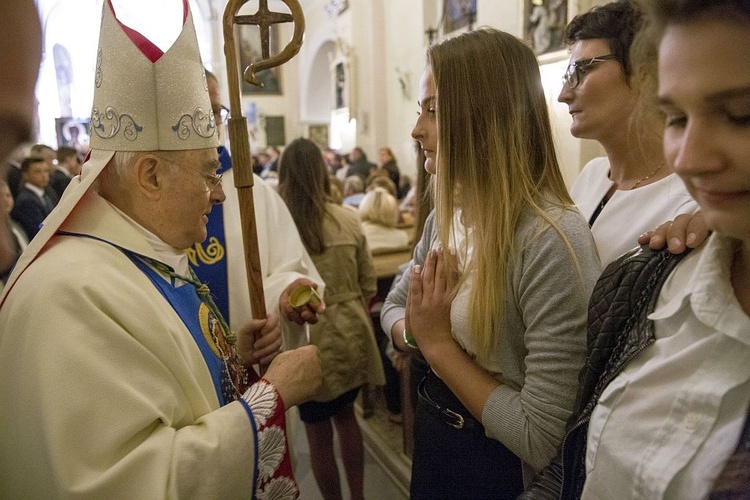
[277, 138, 384, 500]
[377, 147, 401, 197]
[559, 0, 698, 266]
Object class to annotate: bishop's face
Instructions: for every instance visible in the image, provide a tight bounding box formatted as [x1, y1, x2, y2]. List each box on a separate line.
[412, 69, 438, 175]
[157, 148, 225, 249]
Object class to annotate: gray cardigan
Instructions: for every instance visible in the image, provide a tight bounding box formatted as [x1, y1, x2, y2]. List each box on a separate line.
[381, 204, 601, 472]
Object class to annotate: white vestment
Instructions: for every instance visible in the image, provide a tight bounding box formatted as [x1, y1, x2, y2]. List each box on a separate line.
[0, 192, 259, 498]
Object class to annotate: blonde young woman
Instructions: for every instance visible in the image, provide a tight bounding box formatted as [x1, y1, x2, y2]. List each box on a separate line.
[358, 187, 410, 252]
[393, 28, 602, 498]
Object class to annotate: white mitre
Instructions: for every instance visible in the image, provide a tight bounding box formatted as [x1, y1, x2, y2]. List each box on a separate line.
[90, 0, 217, 151]
[1, 0, 217, 301]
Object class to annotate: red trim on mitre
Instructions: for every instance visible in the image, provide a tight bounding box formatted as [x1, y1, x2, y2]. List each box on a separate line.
[106, 0, 189, 64]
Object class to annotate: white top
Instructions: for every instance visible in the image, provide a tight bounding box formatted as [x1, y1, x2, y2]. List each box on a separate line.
[582, 234, 750, 499]
[570, 157, 699, 267]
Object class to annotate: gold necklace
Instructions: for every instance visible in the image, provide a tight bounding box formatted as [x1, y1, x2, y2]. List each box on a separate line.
[630, 163, 664, 190]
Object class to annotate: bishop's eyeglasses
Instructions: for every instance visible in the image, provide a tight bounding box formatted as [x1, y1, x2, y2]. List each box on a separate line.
[562, 54, 617, 89]
[212, 105, 230, 124]
[152, 154, 223, 191]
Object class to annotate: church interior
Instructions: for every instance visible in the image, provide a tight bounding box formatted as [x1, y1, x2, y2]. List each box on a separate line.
[24, 0, 607, 497]
[33, 0, 606, 188]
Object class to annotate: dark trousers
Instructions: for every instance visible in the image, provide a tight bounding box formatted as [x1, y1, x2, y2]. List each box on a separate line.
[410, 370, 524, 500]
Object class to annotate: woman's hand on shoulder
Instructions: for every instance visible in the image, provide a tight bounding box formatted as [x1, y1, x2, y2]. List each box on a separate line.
[638, 211, 709, 253]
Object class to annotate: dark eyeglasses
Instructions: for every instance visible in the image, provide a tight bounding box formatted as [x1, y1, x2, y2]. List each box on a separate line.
[562, 54, 617, 89]
[212, 105, 230, 124]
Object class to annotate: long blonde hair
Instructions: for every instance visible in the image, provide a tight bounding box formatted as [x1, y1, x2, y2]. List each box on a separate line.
[428, 28, 575, 361]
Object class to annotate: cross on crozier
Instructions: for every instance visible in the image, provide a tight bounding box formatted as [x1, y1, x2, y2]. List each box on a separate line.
[235, 0, 292, 60]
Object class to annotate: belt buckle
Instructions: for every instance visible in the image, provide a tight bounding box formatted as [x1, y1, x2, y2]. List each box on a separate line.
[444, 407, 465, 429]
[418, 375, 466, 430]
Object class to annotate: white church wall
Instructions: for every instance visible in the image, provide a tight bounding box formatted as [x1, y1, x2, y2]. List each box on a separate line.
[381, 0, 428, 183]
[31, 0, 607, 182]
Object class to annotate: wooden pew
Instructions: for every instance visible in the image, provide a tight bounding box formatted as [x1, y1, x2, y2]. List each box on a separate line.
[372, 245, 413, 279]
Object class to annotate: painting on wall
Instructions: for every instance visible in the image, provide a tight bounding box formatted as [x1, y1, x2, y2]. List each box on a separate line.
[334, 62, 347, 109]
[55, 117, 90, 152]
[524, 0, 568, 55]
[265, 116, 286, 147]
[442, 0, 477, 34]
[308, 124, 329, 149]
[239, 26, 282, 95]
[330, 39, 354, 112]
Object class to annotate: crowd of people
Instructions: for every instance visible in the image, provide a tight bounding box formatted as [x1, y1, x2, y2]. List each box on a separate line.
[1, 0, 748, 498]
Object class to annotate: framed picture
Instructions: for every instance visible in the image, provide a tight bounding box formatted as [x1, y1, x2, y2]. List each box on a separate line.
[55, 117, 90, 151]
[334, 62, 347, 109]
[308, 124, 329, 149]
[524, 0, 568, 55]
[238, 25, 282, 95]
[265, 116, 286, 147]
[330, 39, 354, 112]
[442, 0, 477, 34]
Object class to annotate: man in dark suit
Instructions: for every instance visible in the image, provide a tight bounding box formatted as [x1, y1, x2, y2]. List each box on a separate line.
[50, 146, 81, 199]
[10, 157, 56, 239]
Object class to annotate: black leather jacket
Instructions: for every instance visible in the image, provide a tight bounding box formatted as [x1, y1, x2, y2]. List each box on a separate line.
[520, 247, 686, 499]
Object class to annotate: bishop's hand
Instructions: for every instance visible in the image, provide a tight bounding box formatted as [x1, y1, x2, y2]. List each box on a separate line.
[236, 312, 282, 366]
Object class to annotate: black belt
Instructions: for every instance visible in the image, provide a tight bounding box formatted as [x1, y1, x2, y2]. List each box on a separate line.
[417, 374, 480, 431]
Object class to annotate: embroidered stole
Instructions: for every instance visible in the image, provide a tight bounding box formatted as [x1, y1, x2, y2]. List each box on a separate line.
[56, 230, 300, 498]
[129, 256, 251, 403]
[124, 253, 298, 497]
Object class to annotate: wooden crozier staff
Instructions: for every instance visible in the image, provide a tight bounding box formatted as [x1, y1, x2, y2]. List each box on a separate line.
[222, 0, 305, 371]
